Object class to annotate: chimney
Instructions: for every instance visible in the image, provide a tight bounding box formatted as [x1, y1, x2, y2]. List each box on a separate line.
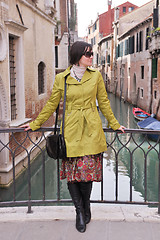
[108, 0, 112, 11]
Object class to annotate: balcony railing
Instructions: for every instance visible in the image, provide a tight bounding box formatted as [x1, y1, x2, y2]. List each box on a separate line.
[0, 127, 160, 214]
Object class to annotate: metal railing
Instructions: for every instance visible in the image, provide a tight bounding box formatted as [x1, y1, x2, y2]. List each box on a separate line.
[0, 127, 160, 214]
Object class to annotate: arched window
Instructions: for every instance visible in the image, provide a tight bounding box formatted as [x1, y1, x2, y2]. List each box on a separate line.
[38, 61, 46, 95]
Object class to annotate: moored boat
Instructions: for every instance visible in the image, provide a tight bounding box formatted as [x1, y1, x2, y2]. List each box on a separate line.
[133, 107, 150, 121]
[137, 116, 160, 141]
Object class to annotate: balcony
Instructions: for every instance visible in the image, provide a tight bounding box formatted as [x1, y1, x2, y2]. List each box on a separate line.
[148, 32, 160, 54]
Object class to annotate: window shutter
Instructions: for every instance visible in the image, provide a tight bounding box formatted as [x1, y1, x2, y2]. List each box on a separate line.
[139, 31, 143, 52]
[146, 27, 149, 50]
[153, 8, 158, 28]
[136, 33, 139, 52]
[132, 35, 135, 53]
[107, 54, 110, 64]
[129, 37, 132, 54]
[125, 39, 128, 55]
[120, 42, 123, 57]
[152, 58, 158, 78]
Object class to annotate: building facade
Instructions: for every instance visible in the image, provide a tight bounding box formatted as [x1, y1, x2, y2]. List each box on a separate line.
[148, 0, 160, 117]
[114, 1, 154, 113]
[88, 1, 137, 72]
[96, 1, 160, 117]
[55, 0, 78, 72]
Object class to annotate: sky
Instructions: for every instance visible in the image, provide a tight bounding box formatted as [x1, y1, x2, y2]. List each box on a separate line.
[74, 0, 152, 37]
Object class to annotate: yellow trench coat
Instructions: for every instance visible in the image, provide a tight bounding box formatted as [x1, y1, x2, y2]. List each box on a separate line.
[29, 66, 120, 157]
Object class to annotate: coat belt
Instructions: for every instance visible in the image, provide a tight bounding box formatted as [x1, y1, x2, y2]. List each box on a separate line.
[65, 103, 97, 141]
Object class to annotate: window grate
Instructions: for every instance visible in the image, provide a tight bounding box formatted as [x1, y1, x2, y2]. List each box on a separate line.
[9, 36, 17, 120]
[38, 62, 45, 95]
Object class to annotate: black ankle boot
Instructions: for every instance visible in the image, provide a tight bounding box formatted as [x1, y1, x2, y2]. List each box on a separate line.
[67, 182, 86, 233]
[79, 182, 93, 224]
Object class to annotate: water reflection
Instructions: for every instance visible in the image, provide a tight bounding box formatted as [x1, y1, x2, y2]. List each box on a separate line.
[0, 93, 159, 204]
[99, 93, 159, 203]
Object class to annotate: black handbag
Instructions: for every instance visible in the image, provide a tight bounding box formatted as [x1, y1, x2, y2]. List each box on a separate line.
[46, 75, 68, 159]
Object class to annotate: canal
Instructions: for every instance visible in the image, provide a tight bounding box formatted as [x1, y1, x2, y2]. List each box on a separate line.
[0, 93, 159, 204]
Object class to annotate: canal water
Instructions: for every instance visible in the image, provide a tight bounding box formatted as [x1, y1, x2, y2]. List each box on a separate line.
[0, 93, 159, 203]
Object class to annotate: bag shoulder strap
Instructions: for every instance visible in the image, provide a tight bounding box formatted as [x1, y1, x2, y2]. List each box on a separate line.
[62, 74, 68, 136]
[54, 74, 69, 135]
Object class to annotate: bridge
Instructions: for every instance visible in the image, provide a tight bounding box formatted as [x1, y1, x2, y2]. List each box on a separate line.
[1, 127, 160, 239]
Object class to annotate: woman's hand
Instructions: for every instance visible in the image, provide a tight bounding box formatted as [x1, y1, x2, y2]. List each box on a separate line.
[118, 125, 126, 133]
[20, 123, 31, 131]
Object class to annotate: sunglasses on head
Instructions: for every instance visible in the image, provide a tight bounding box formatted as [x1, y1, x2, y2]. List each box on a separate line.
[83, 51, 93, 58]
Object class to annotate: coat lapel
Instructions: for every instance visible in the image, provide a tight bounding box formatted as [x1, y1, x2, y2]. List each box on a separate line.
[81, 69, 92, 84]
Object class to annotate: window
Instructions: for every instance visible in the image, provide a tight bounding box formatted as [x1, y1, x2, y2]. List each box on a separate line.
[106, 41, 108, 48]
[129, 36, 135, 54]
[120, 42, 124, 57]
[93, 22, 97, 32]
[116, 44, 120, 59]
[9, 36, 17, 120]
[152, 58, 158, 78]
[7, 23, 27, 125]
[125, 39, 129, 55]
[141, 66, 144, 79]
[153, 8, 158, 28]
[101, 56, 105, 65]
[107, 55, 110, 64]
[38, 61, 46, 95]
[128, 7, 134, 12]
[140, 88, 144, 99]
[55, 46, 58, 68]
[139, 31, 143, 52]
[128, 67, 130, 77]
[96, 53, 98, 65]
[94, 37, 96, 45]
[146, 27, 150, 50]
[154, 90, 157, 99]
[123, 7, 126, 13]
[156, 0, 159, 8]
[136, 33, 139, 52]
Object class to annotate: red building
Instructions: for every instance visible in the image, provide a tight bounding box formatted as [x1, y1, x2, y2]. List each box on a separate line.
[99, 1, 138, 38]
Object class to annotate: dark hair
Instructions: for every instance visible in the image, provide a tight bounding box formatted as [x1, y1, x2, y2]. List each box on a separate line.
[69, 41, 92, 65]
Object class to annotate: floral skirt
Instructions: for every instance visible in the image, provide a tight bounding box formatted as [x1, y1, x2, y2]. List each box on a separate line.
[60, 153, 103, 182]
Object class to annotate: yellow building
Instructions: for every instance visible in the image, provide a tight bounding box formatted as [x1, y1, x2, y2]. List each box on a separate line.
[0, 0, 56, 186]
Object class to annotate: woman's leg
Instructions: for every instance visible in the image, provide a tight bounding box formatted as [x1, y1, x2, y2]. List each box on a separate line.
[67, 182, 86, 233]
[79, 181, 93, 224]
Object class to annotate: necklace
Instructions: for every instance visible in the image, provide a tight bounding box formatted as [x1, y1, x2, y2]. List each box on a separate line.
[73, 70, 81, 82]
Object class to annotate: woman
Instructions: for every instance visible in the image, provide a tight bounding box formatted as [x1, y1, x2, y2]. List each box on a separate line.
[21, 41, 125, 233]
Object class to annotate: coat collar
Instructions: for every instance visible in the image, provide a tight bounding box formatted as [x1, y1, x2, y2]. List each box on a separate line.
[63, 66, 96, 85]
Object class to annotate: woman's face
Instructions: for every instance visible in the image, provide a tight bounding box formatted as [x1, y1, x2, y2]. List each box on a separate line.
[78, 47, 93, 67]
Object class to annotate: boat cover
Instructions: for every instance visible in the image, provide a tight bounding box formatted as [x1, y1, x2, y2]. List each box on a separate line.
[137, 117, 160, 130]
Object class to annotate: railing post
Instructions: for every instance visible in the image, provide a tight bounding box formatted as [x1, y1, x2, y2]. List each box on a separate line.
[57, 158, 60, 201]
[101, 154, 103, 201]
[27, 153, 32, 213]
